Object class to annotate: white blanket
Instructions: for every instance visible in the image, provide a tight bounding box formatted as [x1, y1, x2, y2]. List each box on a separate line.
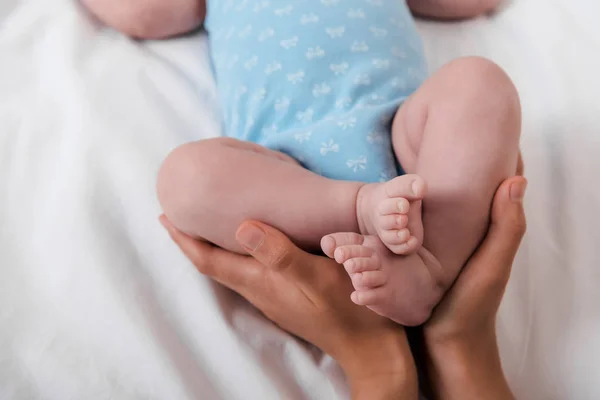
[1, 0, 600, 398]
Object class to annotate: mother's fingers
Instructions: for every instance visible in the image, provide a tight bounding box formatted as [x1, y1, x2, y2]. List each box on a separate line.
[460, 177, 527, 289]
[159, 215, 264, 294]
[236, 221, 312, 278]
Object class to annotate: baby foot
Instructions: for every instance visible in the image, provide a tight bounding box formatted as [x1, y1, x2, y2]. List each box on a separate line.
[356, 174, 426, 255]
[320, 232, 443, 326]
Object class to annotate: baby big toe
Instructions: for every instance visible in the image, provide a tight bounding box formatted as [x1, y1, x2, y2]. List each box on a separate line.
[384, 174, 427, 200]
[321, 232, 364, 258]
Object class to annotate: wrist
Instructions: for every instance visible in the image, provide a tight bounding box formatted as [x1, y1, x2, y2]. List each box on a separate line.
[350, 372, 418, 400]
[335, 328, 419, 400]
[425, 332, 514, 400]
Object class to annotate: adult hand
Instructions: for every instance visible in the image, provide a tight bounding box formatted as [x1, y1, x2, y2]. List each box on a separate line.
[421, 175, 527, 400]
[160, 217, 419, 400]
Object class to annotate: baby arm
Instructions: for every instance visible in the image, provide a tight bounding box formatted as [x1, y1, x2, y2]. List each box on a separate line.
[82, 0, 206, 39]
[407, 0, 503, 19]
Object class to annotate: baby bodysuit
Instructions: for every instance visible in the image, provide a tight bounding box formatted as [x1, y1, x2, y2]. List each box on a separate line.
[205, 0, 427, 182]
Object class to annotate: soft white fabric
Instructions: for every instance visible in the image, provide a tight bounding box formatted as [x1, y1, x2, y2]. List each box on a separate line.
[1, 0, 600, 398]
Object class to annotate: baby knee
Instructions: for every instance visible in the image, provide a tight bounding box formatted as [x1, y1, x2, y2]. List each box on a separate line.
[444, 57, 521, 144]
[449, 57, 520, 117]
[82, 0, 205, 39]
[157, 139, 227, 231]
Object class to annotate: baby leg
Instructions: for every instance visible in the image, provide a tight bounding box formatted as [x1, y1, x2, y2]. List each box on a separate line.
[157, 138, 366, 254]
[324, 57, 521, 325]
[394, 57, 521, 281]
[82, 0, 206, 39]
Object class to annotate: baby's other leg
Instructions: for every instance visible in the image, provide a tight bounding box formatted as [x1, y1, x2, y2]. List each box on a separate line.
[82, 0, 206, 39]
[319, 57, 520, 325]
[157, 138, 363, 254]
[393, 57, 521, 287]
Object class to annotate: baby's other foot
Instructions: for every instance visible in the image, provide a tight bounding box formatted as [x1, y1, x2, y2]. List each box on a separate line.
[321, 233, 387, 291]
[321, 232, 442, 326]
[356, 175, 426, 255]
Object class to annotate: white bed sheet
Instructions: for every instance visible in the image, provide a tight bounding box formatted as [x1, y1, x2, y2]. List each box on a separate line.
[1, 0, 600, 398]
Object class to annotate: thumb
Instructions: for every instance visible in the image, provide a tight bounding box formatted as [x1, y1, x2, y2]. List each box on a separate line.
[235, 221, 307, 273]
[462, 176, 527, 287]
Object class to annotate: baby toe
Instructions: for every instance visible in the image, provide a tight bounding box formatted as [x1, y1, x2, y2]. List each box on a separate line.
[386, 236, 421, 255]
[378, 198, 410, 216]
[351, 287, 388, 306]
[321, 232, 365, 258]
[380, 228, 411, 245]
[351, 270, 387, 290]
[334, 244, 374, 264]
[377, 214, 408, 231]
[344, 256, 380, 274]
[384, 174, 427, 200]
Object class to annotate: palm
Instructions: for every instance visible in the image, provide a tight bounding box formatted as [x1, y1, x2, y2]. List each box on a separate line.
[247, 255, 396, 358]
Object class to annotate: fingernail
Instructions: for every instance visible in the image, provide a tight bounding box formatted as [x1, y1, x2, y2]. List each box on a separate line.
[159, 215, 171, 231]
[236, 224, 265, 251]
[510, 179, 528, 203]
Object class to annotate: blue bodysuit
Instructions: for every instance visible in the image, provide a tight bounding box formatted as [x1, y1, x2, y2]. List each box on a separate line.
[205, 0, 427, 183]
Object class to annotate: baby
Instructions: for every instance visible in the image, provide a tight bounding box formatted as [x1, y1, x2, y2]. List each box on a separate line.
[85, 0, 521, 326]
